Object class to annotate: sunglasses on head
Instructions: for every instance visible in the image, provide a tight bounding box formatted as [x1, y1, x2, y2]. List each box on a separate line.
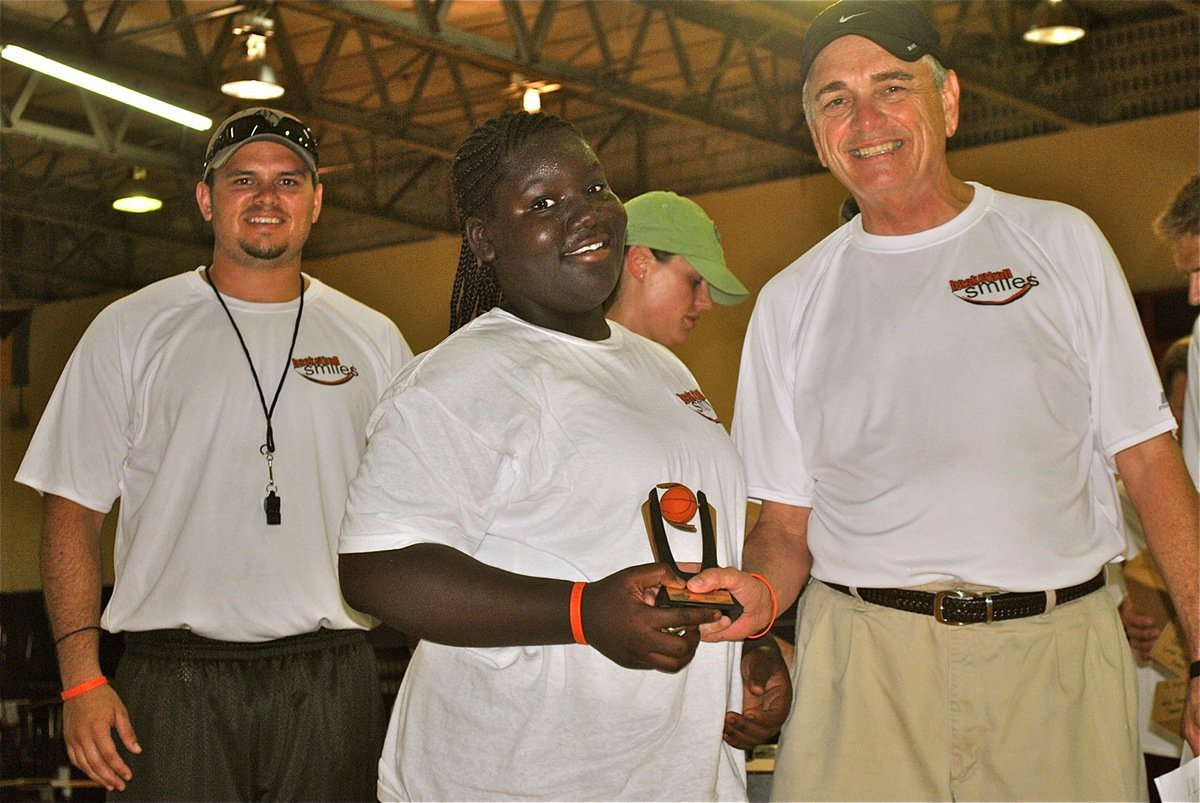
[203, 111, 318, 173]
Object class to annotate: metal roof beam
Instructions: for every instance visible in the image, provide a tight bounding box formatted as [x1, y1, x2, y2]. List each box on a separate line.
[320, 0, 813, 156]
[672, 0, 1087, 130]
[0, 9, 457, 161]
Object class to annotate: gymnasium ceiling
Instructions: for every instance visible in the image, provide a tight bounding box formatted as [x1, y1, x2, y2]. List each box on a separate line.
[2, 0, 1198, 309]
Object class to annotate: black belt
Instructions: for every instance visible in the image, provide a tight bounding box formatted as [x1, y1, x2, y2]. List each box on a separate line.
[821, 570, 1106, 625]
[122, 628, 367, 659]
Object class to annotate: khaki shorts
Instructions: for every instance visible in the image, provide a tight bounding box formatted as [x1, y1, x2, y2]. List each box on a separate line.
[769, 579, 1142, 802]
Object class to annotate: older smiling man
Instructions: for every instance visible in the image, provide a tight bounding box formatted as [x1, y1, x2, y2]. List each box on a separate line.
[691, 2, 1200, 799]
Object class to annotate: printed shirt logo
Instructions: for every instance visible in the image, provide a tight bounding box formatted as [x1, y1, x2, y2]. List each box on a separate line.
[948, 268, 1039, 305]
[292, 354, 359, 385]
[677, 388, 721, 423]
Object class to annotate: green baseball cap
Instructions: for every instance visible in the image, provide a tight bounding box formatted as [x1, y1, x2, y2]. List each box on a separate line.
[624, 191, 749, 306]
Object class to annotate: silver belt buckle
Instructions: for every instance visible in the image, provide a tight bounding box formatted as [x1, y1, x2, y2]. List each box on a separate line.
[933, 589, 996, 625]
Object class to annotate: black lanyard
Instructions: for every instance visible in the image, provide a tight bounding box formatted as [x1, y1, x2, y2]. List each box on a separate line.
[204, 268, 304, 524]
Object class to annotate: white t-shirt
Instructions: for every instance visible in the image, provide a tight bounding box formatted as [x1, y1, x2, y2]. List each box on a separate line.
[1184, 314, 1200, 488]
[340, 309, 747, 801]
[17, 268, 412, 640]
[734, 183, 1173, 590]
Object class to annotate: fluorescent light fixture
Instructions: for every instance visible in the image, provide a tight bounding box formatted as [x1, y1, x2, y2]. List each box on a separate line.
[0, 44, 212, 131]
[112, 166, 163, 213]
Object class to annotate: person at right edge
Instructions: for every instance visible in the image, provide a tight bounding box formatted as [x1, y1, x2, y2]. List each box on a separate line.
[1112, 335, 1187, 800]
[689, 2, 1200, 800]
[1165, 175, 1200, 487]
[1117, 175, 1200, 796]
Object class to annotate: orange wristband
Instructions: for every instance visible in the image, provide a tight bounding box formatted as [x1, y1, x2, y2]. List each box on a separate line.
[61, 675, 108, 701]
[569, 581, 588, 645]
[747, 573, 778, 639]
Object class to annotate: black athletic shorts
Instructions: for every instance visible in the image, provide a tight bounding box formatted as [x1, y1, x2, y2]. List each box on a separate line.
[112, 628, 383, 802]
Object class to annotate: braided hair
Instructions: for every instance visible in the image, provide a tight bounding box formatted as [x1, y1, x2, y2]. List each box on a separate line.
[448, 111, 583, 333]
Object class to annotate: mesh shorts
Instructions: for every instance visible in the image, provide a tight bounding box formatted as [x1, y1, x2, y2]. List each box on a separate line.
[112, 628, 384, 802]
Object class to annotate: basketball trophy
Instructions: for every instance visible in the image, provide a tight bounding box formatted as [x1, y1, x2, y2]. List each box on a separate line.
[645, 484, 743, 620]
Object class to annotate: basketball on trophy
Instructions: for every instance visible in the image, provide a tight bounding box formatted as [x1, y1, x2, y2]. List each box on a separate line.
[657, 482, 698, 525]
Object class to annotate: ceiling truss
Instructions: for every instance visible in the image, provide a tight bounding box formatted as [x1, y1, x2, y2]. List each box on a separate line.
[1, 0, 1196, 307]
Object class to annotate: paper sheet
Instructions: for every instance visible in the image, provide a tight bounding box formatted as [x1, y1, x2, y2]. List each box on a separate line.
[1154, 756, 1199, 803]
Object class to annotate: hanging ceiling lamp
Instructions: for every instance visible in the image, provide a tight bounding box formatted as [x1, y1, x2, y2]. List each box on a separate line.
[112, 166, 163, 213]
[1023, 0, 1087, 45]
[221, 9, 285, 99]
[510, 73, 561, 114]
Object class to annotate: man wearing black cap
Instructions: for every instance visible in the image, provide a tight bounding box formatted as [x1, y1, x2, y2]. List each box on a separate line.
[17, 107, 413, 799]
[691, 2, 1199, 798]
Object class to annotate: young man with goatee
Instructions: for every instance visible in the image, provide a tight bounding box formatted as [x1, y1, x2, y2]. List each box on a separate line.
[18, 107, 413, 800]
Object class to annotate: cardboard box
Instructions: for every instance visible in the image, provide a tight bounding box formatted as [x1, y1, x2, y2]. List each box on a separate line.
[1151, 676, 1188, 740]
[1122, 552, 1177, 629]
[747, 743, 777, 774]
[1148, 620, 1190, 679]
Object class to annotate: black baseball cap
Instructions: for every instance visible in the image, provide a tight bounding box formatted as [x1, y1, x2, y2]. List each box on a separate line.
[799, 1, 944, 83]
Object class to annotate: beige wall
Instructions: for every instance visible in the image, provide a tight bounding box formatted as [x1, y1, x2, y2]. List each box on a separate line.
[3, 293, 124, 591]
[2, 110, 1196, 591]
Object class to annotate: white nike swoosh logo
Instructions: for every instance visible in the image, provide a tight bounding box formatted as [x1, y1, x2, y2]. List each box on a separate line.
[839, 12, 868, 22]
